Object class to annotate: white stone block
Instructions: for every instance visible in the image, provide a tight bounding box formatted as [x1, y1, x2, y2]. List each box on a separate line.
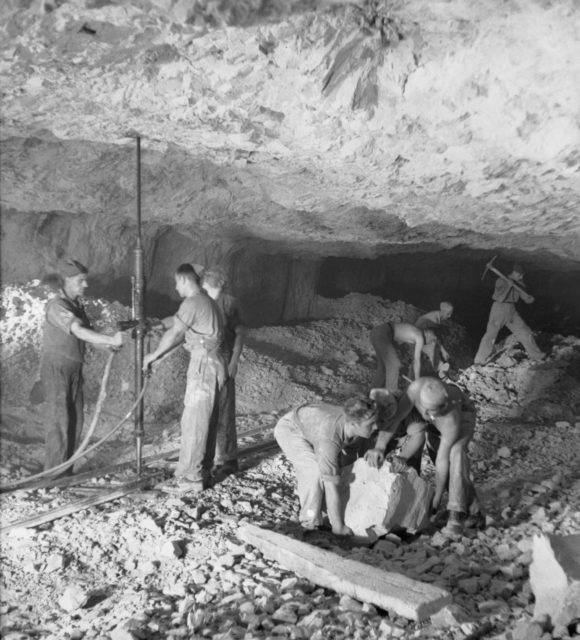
[530, 533, 580, 627]
[340, 459, 434, 540]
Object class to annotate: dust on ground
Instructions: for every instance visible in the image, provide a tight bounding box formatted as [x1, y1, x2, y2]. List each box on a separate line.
[1, 285, 580, 640]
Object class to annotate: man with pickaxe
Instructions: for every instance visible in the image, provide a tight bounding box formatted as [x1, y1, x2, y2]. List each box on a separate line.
[474, 258, 544, 365]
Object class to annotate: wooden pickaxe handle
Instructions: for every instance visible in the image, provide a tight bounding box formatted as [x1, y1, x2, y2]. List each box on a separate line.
[484, 262, 529, 297]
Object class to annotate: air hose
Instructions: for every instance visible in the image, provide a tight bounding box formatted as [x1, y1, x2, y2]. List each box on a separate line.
[1, 351, 150, 491]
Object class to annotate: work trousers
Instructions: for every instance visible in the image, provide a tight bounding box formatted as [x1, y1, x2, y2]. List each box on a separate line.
[41, 357, 84, 473]
[474, 301, 543, 364]
[214, 376, 238, 467]
[395, 412, 482, 516]
[370, 324, 400, 391]
[176, 350, 223, 484]
[274, 412, 325, 529]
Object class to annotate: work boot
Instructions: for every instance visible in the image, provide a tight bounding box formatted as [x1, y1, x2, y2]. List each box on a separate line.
[213, 460, 239, 478]
[158, 478, 205, 495]
[442, 510, 464, 538]
[464, 511, 486, 530]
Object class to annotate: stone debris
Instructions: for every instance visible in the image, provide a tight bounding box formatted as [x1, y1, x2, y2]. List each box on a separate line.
[1, 292, 580, 640]
[341, 459, 434, 539]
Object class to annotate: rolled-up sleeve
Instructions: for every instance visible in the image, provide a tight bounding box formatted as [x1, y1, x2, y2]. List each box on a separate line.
[46, 300, 77, 334]
[314, 439, 342, 484]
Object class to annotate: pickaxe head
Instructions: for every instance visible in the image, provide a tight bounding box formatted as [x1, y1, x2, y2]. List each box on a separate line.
[481, 255, 498, 281]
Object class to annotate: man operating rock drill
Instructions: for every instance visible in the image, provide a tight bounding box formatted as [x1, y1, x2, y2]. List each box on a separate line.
[40, 259, 124, 474]
[474, 262, 544, 365]
[143, 263, 226, 494]
[365, 377, 484, 537]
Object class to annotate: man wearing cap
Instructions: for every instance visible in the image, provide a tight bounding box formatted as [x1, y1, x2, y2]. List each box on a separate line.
[370, 322, 425, 390]
[201, 269, 246, 477]
[365, 377, 483, 537]
[474, 263, 543, 364]
[275, 389, 395, 536]
[41, 259, 124, 474]
[143, 263, 226, 494]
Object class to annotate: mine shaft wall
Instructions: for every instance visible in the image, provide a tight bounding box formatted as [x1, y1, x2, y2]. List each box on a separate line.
[318, 251, 580, 341]
[2, 211, 580, 338]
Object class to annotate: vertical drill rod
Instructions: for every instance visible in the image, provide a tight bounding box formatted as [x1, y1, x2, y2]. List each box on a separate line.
[134, 136, 145, 477]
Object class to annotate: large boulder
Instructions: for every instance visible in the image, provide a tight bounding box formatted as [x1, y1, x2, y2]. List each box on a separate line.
[340, 458, 433, 541]
[529, 533, 580, 628]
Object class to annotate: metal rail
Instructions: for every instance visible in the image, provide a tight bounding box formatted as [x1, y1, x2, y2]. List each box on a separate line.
[0, 437, 278, 533]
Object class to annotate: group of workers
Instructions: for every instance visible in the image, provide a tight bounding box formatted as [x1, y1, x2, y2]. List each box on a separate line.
[38, 257, 543, 539]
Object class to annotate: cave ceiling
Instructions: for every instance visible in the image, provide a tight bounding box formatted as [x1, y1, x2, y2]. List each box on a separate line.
[1, 0, 579, 268]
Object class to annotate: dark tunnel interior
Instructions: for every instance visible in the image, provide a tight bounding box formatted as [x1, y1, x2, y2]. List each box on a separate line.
[88, 241, 580, 349]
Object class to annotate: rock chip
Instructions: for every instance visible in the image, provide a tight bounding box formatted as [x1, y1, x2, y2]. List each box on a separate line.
[58, 585, 89, 612]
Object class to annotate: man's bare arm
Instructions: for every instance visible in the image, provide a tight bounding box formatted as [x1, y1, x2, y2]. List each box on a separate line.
[70, 322, 123, 348]
[365, 392, 414, 467]
[143, 323, 185, 369]
[412, 334, 425, 380]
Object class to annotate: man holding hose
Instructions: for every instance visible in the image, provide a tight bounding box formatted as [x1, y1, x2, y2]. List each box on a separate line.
[41, 259, 123, 475]
[143, 263, 226, 494]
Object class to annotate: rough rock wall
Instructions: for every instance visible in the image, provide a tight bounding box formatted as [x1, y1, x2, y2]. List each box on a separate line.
[1, 0, 579, 264]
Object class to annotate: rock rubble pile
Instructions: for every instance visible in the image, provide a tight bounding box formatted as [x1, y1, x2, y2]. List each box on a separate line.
[1, 287, 580, 639]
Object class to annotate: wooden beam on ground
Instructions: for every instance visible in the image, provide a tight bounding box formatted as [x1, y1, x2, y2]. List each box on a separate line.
[237, 523, 452, 621]
[0, 476, 159, 533]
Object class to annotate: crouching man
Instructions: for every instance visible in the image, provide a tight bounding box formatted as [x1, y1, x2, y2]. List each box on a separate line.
[365, 377, 484, 537]
[275, 391, 396, 536]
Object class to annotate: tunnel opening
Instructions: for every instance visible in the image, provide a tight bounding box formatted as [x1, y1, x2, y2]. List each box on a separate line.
[317, 248, 580, 345]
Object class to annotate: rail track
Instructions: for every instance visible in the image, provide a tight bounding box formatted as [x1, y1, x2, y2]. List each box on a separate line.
[0, 429, 279, 534]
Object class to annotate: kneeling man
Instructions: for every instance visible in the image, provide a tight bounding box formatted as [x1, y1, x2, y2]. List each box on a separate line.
[365, 377, 483, 536]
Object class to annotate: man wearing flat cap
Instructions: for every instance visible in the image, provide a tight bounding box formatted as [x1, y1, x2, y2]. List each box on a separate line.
[365, 377, 484, 537]
[474, 263, 544, 364]
[40, 259, 123, 474]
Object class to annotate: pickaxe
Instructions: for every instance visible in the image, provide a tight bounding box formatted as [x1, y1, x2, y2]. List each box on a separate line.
[481, 256, 529, 297]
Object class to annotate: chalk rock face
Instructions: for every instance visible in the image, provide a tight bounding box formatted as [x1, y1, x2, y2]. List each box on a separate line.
[340, 459, 433, 540]
[529, 533, 580, 627]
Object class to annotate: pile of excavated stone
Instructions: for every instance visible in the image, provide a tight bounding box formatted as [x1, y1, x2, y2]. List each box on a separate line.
[2, 287, 580, 639]
[2, 428, 580, 640]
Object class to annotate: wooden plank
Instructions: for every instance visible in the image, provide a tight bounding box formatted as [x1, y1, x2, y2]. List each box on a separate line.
[237, 523, 452, 621]
[0, 476, 157, 533]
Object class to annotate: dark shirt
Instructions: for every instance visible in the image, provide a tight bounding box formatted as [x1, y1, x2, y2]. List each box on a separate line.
[214, 293, 243, 358]
[42, 295, 90, 363]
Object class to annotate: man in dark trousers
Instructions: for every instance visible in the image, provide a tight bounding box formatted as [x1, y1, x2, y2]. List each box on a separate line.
[474, 263, 543, 364]
[201, 269, 246, 476]
[41, 259, 123, 474]
[143, 264, 226, 494]
[365, 377, 484, 537]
